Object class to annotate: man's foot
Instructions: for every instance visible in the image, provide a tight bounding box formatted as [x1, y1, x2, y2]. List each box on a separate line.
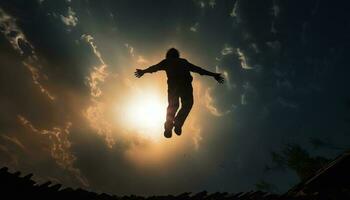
[164, 128, 172, 138]
[164, 121, 173, 138]
[174, 125, 182, 136]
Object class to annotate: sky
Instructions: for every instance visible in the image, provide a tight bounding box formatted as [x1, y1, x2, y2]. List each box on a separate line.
[0, 0, 349, 196]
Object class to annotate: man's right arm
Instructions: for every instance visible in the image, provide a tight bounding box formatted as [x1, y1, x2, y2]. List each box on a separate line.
[135, 60, 165, 78]
[143, 60, 166, 73]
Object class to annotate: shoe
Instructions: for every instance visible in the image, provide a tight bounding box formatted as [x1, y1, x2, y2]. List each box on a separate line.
[174, 125, 182, 136]
[164, 128, 172, 138]
[164, 121, 173, 138]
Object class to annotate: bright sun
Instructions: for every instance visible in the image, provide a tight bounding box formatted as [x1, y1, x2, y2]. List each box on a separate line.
[122, 92, 167, 140]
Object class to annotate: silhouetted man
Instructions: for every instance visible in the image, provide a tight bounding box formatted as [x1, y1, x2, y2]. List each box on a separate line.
[135, 48, 224, 138]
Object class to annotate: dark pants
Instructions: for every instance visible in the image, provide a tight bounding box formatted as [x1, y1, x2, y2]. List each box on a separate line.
[165, 85, 193, 129]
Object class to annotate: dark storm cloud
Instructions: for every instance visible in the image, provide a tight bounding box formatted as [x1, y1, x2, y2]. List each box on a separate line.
[0, 7, 54, 100]
[0, 0, 350, 196]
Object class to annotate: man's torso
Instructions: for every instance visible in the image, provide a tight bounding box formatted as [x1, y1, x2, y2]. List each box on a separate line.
[162, 58, 193, 88]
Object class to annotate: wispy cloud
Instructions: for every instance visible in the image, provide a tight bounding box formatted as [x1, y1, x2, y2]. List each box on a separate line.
[230, 0, 238, 17]
[0, 135, 26, 168]
[241, 94, 247, 105]
[230, 0, 241, 23]
[82, 34, 108, 98]
[81, 34, 115, 147]
[0, 144, 19, 168]
[205, 88, 223, 116]
[209, 0, 216, 8]
[60, 7, 78, 27]
[23, 62, 55, 100]
[189, 121, 202, 150]
[0, 8, 54, 100]
[266, 40, 281, 50]
[271, 21, 277, 34]
[277, 97, 298, 109]
[271, 0, 280, 18]
[1, 135, 26, 151]
[237, 48, 253, 69]
[198, 1, 205, 8]
[216, 66, 235, 90]
[221, 44, 234, 55]
[125, 43, 149, 65]
[18, 115, 89, 187]
[137, 56, 149, 64]
[0, 8, 35, 56]
[83, 101, 115, 148]
[82, 34, 105, 66]
[190, 22, 200, 32]
[270, 0, 279, 34]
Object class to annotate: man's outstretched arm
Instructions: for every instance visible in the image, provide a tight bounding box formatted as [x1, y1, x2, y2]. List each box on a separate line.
[187, 61, 224, 83]
[134, 60, 165, 78]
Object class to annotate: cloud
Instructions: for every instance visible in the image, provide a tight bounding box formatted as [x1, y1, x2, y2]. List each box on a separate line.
[271, 21, 277, 34]
[266, 40, 281, 50]
[0, 135, 27, 168]
[190, 22, 200, 32]
[86, 65, 108, 98]
[81, 34, 115, 147]
[209, 0, 216, 8]
[194, 0, 216, 9]
[1, 135, 26, 151]
[271, 1, 280, 18]
[270, 1, 279, 35]
[137, 56, 149, 64]
[276, 79, 293, 90]
[124, 43, 135, 57]
[0, 8, 35, 56]
[125, 43, 149, 65]
[0, 144, 19, 168]
[230, 0, 238, 17]
[17, 115, 89, 187]
[189, 121, 202, 150]
[82, 34, 105, 66]
[199, 1, 205, 8]
[23, 62, 55, 100]
[60, 7, 78, 27]
[237, 48, 253, 69]
[82, 34, 108, 98]
[83, 101, 115, 148]
[240, 94, 247, 105]
[230, 0, 242, 23]
[215, 66, 235, 90]
[241, 81, 256, 105]
[250, 43, 260, 53]
[277, 97, 298, 109]
[221, 44, 234, 55]
[0, 8, 54, 100]
[204, 87, 233, 116]
[311, 0, 320, 15]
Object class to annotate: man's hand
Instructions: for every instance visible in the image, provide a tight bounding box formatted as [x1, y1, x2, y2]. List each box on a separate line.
[134, 69, 145, 78]
[214, 73, 224, 84]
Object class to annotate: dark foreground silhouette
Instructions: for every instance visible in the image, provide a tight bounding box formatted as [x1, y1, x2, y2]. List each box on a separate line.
[1, 150, 349, 200]
[135, 48, 224, 138]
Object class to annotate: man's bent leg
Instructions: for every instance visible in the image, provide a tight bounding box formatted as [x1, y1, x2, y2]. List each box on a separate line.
[174, 87, 193, 135]
[164, 89, 179, 138]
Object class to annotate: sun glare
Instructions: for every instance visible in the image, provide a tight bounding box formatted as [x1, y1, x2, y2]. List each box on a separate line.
[122, 92, 167, 140]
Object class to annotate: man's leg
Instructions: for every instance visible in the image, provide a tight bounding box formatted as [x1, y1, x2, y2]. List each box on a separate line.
[174, 87, 193, 135]
[164, 88, 179, 138]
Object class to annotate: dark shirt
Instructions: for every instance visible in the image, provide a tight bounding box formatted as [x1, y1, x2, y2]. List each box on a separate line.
[144, 58, 215, 88]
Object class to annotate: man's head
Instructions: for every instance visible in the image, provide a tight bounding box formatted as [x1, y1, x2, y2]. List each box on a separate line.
[166, 48, 180, 59]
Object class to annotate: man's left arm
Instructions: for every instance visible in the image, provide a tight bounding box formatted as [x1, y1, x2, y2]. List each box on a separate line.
[187, 61, 224, 83]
